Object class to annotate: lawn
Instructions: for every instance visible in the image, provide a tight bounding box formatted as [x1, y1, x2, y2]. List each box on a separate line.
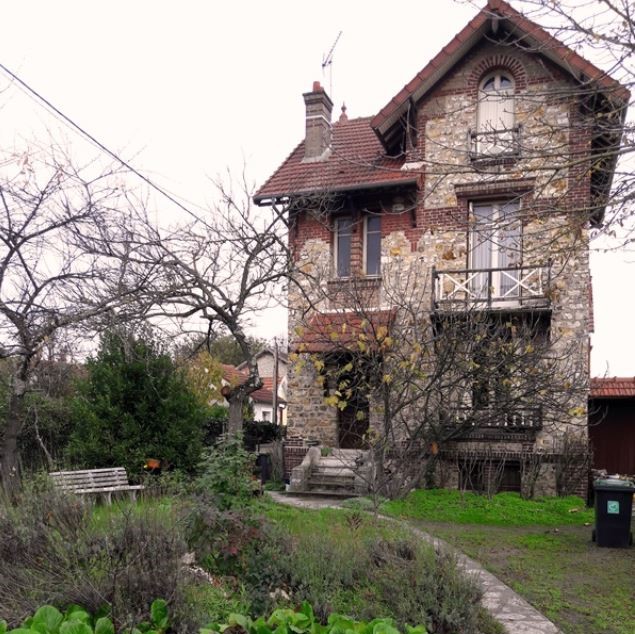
[382, 489, 594, 526]
[382, 490, 634, 634]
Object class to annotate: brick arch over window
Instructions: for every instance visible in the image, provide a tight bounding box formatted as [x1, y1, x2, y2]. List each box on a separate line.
[467, 55, 527, 97]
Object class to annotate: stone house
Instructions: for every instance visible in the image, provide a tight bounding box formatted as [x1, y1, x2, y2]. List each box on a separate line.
[254, 0, 628, 496]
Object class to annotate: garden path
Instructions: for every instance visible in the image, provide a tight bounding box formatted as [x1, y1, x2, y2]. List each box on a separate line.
[267, 492, 562, 634]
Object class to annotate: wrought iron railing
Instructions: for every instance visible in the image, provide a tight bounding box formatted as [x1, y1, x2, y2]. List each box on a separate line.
[453, 406, 542, 429]
[468, 125, 522, 159]
[442, 406, 543, 439]
[432, 263, 551, 310]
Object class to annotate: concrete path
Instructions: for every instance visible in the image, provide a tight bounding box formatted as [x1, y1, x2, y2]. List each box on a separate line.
[267, 492, 561, 634]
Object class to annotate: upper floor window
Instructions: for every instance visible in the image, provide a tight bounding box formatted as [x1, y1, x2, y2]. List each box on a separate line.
[334, 216, 353, 278]
[476, 72, 516, 156]
[333, 214, 382, 278]
[364, 215, 381, 276]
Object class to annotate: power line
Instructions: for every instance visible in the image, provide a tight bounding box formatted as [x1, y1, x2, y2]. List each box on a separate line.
[0, 60, 204, 221]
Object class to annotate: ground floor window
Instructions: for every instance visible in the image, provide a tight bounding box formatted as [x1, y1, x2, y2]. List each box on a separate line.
[458, 457, 521, 494]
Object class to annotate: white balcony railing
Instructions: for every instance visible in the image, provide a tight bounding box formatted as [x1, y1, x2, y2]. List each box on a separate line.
[433, 263, 551, 310]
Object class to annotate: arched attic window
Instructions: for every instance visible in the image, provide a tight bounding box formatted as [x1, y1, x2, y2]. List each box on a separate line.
[474, 71, 517, 156]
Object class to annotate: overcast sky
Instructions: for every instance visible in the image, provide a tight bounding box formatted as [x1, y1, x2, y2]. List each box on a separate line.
[0, 0, 632, 376]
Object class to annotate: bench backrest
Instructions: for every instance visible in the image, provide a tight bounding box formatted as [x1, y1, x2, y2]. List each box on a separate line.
[50, 467, 130, 491]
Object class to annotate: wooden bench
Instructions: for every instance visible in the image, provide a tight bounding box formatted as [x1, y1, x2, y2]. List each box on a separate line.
[49, 467, 144, 504]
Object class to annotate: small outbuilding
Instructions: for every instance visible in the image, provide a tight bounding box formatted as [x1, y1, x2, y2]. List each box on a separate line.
[589, 378, 635, 476]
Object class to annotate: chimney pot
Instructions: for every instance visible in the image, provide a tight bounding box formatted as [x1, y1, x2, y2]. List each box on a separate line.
[313, 80, 322, 92]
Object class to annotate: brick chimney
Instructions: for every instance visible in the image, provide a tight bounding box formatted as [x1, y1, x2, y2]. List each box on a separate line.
[302, 81, 333, 161]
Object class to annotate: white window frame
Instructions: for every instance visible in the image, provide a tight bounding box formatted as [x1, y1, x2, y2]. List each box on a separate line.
[363, 215, 382, 277]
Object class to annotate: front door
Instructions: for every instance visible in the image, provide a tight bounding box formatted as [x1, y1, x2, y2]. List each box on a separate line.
[338, 398, 369, 449]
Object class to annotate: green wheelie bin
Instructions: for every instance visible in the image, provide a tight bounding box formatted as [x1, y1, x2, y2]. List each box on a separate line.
[592, 478, 635, 548]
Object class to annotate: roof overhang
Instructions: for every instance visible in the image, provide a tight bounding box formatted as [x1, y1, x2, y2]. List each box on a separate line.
[253, 177, 418, 207]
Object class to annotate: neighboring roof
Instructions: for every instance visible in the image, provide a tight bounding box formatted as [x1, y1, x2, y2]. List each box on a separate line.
[251, 377, 287, 405]
[590, 377, 635, 399]
[296, 309, 396, 354]
[236, 347, 288, 371]
[220, 364, 248, 385]
[371, 0, 630, 147]
[220, 364, 285, 405]
[253, 116, 417, 203]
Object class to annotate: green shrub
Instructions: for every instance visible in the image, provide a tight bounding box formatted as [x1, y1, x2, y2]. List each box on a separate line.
[0, 483, 193, 632]
[66, 328, 209, 476]
[182, 499, 261, 575]
[195, 434, 256, 510]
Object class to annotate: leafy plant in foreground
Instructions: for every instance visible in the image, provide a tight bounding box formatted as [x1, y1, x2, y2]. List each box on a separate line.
[201, 601, 428, 634]
[0, 600, 168, 634]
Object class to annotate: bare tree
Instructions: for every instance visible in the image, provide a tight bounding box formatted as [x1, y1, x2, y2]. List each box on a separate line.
[127, 176, 289, 434]
[0, 148, 154, 493]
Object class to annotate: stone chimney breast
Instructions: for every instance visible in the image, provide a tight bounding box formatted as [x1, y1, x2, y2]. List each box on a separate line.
[302, 80, 333, 162]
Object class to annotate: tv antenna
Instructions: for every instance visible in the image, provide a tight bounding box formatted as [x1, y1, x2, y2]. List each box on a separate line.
[322, 31, 342, 97]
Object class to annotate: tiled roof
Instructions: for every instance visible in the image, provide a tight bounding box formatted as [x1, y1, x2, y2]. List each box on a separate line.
[254, 117, 416, 202]
[295, 309, 396, 354]
[590, 377, 635, 399]
[220, 364, 248, 385]
[221, 365, 284, 405]
[371, 0, 630, 141]
[251, 377, 286, 405]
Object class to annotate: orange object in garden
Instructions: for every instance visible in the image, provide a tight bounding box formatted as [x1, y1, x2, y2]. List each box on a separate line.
[144, 458, 161, 472]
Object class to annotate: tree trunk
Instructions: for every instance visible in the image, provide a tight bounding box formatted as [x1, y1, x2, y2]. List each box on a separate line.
[1, 365, 29, 495]
[227, 396, 244, 435]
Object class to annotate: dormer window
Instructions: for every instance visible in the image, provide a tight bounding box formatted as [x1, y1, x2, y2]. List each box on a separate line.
[473, 71, 517, 157]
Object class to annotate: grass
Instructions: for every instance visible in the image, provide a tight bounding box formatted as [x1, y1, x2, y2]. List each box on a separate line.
[381, 489, 594, 526]
[89, 494, 175, 529]
[381, 489, 634, 634]
[263, 498, 411, 539]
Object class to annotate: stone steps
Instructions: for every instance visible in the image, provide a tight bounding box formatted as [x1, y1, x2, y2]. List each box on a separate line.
[307, 456, 359, 495]
[311, 466, 356, 477]
[289, 447, 370, 496]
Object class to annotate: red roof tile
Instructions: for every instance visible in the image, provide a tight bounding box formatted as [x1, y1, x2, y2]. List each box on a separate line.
[254, 117, 416, 203]
[251, 376, 287, 405]
[371, 0, 629, 142]
[221, 365, 285, 405]
[590, 377, 635, 399]
[295, 309, 396, 354]
[220, 364, 248, 385]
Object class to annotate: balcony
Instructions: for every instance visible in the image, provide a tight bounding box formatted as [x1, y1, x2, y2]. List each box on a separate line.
[432, 263, 552, 312]
[468, 125, 522, 161]
[443, 406, 543, 441]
